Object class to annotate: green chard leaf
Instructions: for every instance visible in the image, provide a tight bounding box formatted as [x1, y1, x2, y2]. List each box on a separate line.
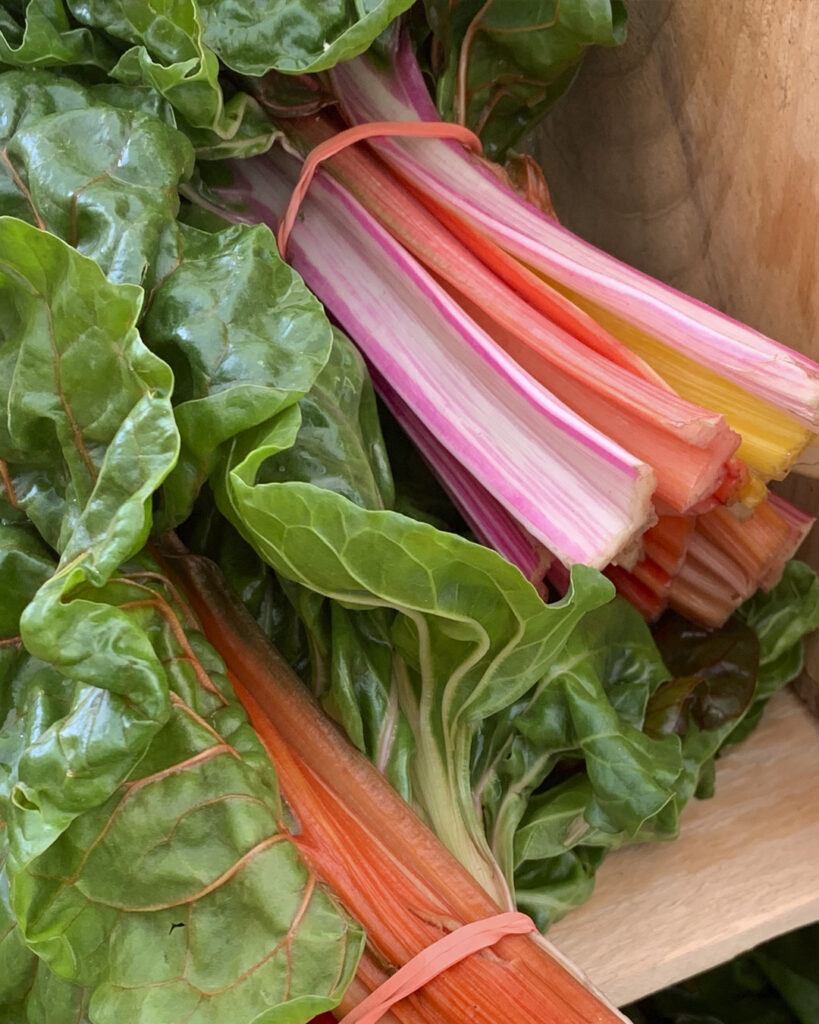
[0, 219, 179, 867]
[725, 560, 819, 747]
[143, 220, 333, 529]
[735, 559, 819, 697]
[182, 328, 413, 796]
[0, 219, 363, 1019]
[64, 0, 278, 158]
[645, 564, 819, 805]
[0, 0, 116, 70]
[196, 0, 415, 75]
[646, 615, 760, 738]
[0, 217, 178, 570]
[213, 381, 618, 903]
[0, 544, 362, 1023]
[0, 73, 333, 523]
[0, 71, 193, 284]
[427, 0, 627, 158]
[485, 599, 682, 929]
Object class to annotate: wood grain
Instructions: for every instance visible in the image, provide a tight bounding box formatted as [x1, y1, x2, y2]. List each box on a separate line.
[531, 0, 819, 693]
[548, 688, 819, 1005]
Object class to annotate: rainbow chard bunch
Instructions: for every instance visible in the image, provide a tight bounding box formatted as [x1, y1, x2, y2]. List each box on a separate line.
[0, 4, 818, 1024]
[210, 27, 819, 629]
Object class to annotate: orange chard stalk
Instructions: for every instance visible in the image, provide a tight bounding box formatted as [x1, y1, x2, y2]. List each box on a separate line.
[159, 539, 626, 1024]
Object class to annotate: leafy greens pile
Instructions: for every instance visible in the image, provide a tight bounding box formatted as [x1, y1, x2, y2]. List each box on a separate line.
[0, 4, 817, 1023]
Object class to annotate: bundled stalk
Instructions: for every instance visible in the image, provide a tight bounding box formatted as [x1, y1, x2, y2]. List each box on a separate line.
[161, 539, 626, 1024]
[213, 31, 818, 625]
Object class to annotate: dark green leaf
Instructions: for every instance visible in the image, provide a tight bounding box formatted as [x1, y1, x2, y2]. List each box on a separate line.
[0, 73, 194, 283]
[197, 0, 416, 75]
[256, 329, 394, 511]
[648, 615, 760, 736]
[143, 221, 333, 528]
[470, 597, 677, 923]
[61, 0, 277, 157]
[0, 217, 179, 568]
[429, 0, 627, 158]
[0, 0, 115, 70]
[2, 558, 363, 1023]
[736, 560, 819, 698]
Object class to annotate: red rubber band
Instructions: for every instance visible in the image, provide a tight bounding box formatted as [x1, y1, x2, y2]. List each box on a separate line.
[275, 120, 483, 259]
[338, 910, 536, 1024]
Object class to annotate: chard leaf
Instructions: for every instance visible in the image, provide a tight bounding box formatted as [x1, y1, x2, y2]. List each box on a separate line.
[475, 599, 681, 928]
[0, 73, 193, 284]
[656, 561, 819, 808]
[0, 217, 178, 569]
[0, 0, 115, 70]
[736, 560, 819, 696]
[184, 328, 410, 794]
[1, 553, 363, 1023]
[256, 329, 395, 512]
[0, 217, 362, 1019]
[646, 615, 760, 737]
[0, 858, 39, 1018]
[725, 560, 819, 748]
[19, 965, 91, 1024]
[428, 0, 626, 158]
[142, 221, 332, 528]
[66, 0, 277, 158]
[216, 406, 614, 902]
[0, 220, 178, 865]
[195, 0, 416, 75]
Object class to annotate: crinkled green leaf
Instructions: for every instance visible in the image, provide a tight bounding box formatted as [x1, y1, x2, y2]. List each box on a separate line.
[514, 844, 606, 931]
[661, 562, 819, 808]
[472, 599, 681, 928]
[21, 964, 92, 1024]
[428, 0, 627, 158]
[0, 0, 115, 70]
[196, 0, 415, 75]
[67, 0, 278, 157]
[0, 862, 39, 1018]
[256, 329, 395, 512]
[0, 74, 193, 283]
[0, 220, 179, 869]
[322, 601, 415, 800]
[0, 217, 178, 568]
[184, 329, 411, 794]
[0, 914, 95, 1024]
[736, 560, 819, 696]
[183, 501, 315, 680]
[723, 560, 819, 749]
[1, 556, 362, 1023]
[0, 209, 363, 1021]
[143, 221, 332, 528]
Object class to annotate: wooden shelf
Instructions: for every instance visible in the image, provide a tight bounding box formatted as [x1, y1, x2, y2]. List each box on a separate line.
[548, 688, 819, 1006]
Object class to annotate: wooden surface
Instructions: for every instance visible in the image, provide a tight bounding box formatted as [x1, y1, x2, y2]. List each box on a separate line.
[532, 0, 819, 693]
[530, 0, 819, 1002]
[549, 688, 819, 1005]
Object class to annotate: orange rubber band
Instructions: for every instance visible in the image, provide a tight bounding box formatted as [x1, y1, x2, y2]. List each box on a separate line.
[275, 120, 483, 259]
[338, 911, 536, 1024]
